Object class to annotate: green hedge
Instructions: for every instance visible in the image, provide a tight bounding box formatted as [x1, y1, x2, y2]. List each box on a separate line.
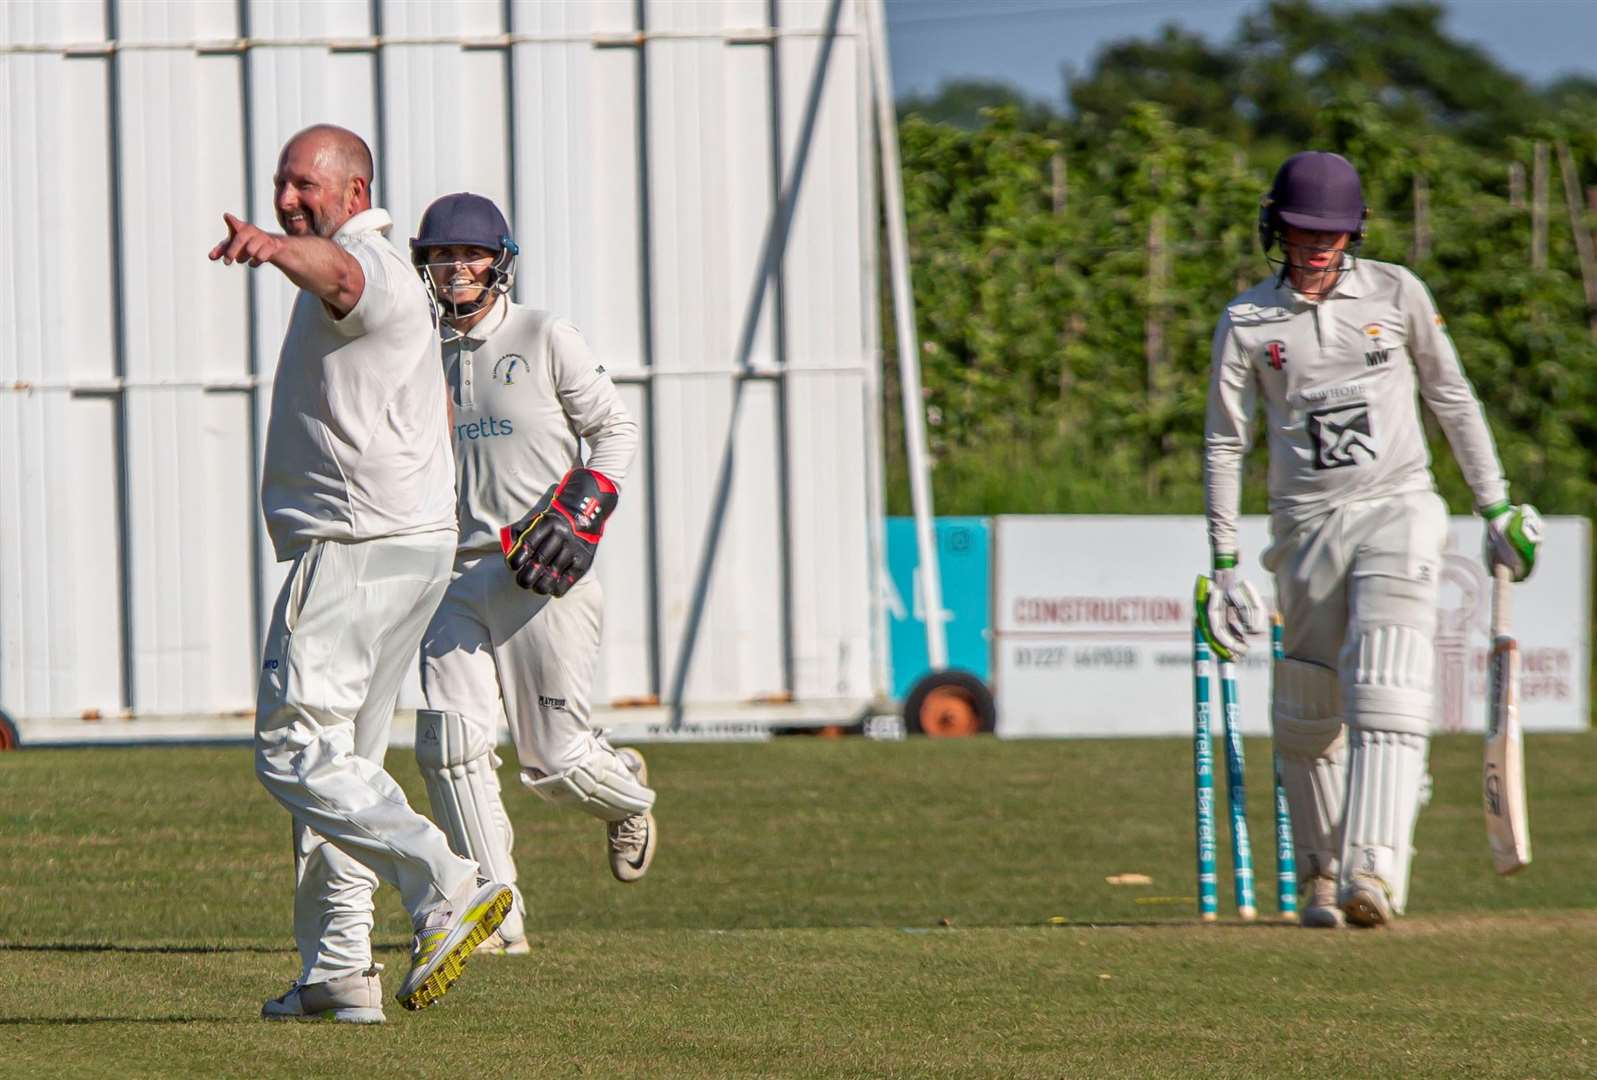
[885, 99, 1597, 526]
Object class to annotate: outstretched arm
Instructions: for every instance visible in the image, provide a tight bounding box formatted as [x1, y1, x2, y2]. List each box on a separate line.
[209, 213, 365, 318]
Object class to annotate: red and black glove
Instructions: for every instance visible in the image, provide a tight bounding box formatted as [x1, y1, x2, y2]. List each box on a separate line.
[500, 467, 618, 596]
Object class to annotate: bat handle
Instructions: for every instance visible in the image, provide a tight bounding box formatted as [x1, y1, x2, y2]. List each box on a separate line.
[1490, 562, 1513, 639]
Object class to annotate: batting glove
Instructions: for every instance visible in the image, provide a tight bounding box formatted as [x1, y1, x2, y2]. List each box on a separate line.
[1196, 558, 1264, 662]
[1482, 501, 1543, 582]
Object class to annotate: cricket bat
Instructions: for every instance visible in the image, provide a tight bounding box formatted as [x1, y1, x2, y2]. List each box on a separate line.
[1483, 562, 1531, 875]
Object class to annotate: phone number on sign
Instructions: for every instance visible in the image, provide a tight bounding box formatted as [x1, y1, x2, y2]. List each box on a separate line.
[1012, 646, 1139, 670]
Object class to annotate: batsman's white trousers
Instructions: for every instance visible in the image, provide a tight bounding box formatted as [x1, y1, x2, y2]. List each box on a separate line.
[255, 531, 478, 983]
[1264, 491, 1447, 684]
[421, 555, 625, 787]
[1265, 491, 1446, 906]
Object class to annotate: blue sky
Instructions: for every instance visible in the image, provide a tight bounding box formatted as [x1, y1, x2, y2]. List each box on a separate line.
[886, 0, 1597, 105]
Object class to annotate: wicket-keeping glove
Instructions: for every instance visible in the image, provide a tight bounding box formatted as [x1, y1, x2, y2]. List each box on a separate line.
[1195, 559, 1264, 662]
[501, 467, 619, 597]
[1482, 501, 1543, 582]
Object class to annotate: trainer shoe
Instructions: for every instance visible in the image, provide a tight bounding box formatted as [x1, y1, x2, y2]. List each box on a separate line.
[1298, 876, 1345, 929]
[478, 929, 532, 956]
[608, 748, 656, 883]
[1341, 876, 1394, 929]
[477, 886, 531, 956]
[261, 963, 385, 1024]
[396, 877, 512, 1010]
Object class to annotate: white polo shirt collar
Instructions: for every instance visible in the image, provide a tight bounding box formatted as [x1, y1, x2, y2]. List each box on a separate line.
[1276, 255, 1369, 307]
[443, 294, 510, 345]
[333, 207, 394, 241]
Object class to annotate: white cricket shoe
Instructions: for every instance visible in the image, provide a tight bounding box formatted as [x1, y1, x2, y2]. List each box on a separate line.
[477, 886, 530, 956]
[396, 876, 512, 1010]
[609, 748, 656, 883]
[1298, 876, 1345, 929]
[261, 963, 385, 1024]
[1341, 876, 1394, 929]
[478, 929, 532, 956]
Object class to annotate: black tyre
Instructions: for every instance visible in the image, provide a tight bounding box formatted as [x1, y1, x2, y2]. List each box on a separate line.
[902, 670, 996, 737]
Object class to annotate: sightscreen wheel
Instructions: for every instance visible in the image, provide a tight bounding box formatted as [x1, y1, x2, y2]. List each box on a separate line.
[903, 670, 996, 737]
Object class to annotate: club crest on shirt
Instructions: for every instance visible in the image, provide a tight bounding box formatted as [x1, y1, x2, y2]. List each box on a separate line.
[1262, 340, 1287, 371]
[492, 354, 528, 385]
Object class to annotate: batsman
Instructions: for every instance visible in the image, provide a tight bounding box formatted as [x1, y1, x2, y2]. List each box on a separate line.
[1200, 152, 1542, 928]
[409, 193, 655, 956]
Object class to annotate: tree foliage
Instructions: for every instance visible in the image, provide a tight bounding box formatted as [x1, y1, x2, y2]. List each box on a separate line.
[884, 5, 1597, 527]
[1066, 0, 1571, 151]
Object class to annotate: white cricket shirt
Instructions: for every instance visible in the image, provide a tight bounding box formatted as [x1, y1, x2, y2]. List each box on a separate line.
[442, 299, 639, 556]
[1204, 258, 1507, 557]
[261, 208, 457, 561]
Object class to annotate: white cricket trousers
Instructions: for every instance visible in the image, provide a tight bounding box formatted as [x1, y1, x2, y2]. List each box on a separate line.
[254, 531, 478, 983]
[1264, 490, 1448, 675]
[422, 554, 615, 780]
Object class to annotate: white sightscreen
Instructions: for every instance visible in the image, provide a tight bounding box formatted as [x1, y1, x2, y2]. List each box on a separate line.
[0, 0, 885, 727]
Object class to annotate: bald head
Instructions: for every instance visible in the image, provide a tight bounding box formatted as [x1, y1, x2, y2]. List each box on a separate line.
[273, 124, 374, 238]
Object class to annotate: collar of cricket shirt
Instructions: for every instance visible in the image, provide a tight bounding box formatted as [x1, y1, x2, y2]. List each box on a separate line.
[1278, 255, 1368, 309]
[332, 207, 394, 241]
[459, 294, 511, 343]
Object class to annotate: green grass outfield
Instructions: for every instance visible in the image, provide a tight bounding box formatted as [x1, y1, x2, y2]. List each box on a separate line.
[3, 734, 1594, 1078]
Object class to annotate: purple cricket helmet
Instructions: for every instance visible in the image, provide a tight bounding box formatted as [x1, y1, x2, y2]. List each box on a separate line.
[1258, 151, 1368, 279]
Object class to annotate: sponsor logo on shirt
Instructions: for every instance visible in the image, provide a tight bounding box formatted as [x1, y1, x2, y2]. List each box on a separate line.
[1300, 383, 1364, 404]
[539, 695, 568, 712]
[1307, 403, 1376, 470]
[493, 354, 528, 385]
[1365, 348, 1391, 367]
[455, 415, 516, 442]
[1263, 340, 1287, 371]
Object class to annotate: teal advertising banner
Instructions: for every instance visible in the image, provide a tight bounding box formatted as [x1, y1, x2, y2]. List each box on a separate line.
[886, 517, 992, 699]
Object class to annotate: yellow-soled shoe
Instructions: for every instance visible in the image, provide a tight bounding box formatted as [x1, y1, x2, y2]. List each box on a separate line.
[396, 878, 512, 1011]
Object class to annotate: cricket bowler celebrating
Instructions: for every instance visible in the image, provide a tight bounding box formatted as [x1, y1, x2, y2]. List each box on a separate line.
[211, 125, 510, 1020]
[1199, 151, 1542, 928]
[409, 193, 655, 956]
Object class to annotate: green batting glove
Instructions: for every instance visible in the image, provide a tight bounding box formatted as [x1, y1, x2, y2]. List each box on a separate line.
[1195, 562, 1263, 662]
[1481, 501, 1543, 582]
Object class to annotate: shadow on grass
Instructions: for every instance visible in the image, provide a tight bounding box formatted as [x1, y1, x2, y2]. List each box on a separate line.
[0, 923, 1309, 957]
[0, 1015, 237, 1025]
[0, 942, 296, 954]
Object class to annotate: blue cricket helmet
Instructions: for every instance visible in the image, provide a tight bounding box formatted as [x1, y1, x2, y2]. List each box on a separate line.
[412, 192, 516, 256]
[411, 192, 519, 315]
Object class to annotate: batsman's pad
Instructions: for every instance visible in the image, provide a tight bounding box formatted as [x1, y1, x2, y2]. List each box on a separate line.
[1342, 727, 1429, 913]
[415, 709, 519, 890]
[519, 746, 655, 823]
[501, 467, 618, 597]
[1272, 658, 1347, 882]
[1348, 624, 1434, 736]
